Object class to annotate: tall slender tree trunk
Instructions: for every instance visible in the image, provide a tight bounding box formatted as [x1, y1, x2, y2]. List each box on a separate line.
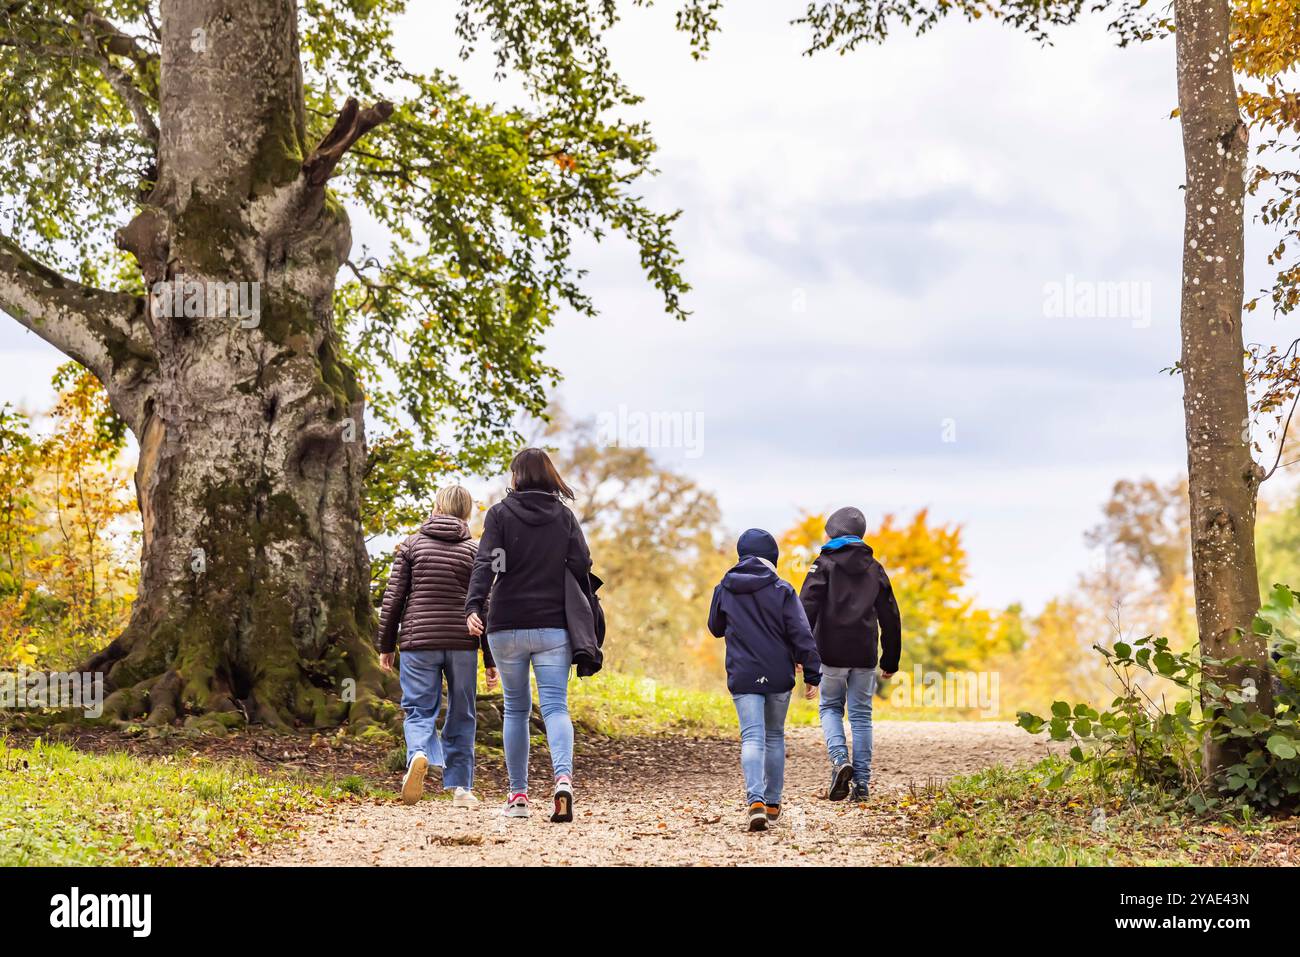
[1173, 0, 1269, 774]
[78, 0, 396, 729]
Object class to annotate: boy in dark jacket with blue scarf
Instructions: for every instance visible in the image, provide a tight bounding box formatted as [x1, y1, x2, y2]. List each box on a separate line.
[799, 507, 902, 802]
[708, 528, 822, 831]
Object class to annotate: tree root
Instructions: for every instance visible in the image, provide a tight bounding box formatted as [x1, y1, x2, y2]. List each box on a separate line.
[82, 613, 400, 735]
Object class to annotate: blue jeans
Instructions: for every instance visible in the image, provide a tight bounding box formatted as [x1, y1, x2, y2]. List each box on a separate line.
[399, 648, 479, 789]
[487, 628, 573, 795]
[732, 692, 791, 805]
[819, 666, 878, 788]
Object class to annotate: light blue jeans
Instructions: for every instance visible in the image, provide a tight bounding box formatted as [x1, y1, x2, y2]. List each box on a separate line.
[487, 628, 573, 795]
[732, 692, 792, 806]
[399, 648, 478, 789]
[819, 666, 878, 789]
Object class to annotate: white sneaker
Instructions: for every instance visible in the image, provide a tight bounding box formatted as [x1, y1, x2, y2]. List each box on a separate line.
[452, 787, 480, 807]
[501, 792, 529, 818]
[551, 778, 573, 823]
[401, 753, 428, 806]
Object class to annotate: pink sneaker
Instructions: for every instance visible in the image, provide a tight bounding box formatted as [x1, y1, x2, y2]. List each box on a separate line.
[502, 792, 529, 818]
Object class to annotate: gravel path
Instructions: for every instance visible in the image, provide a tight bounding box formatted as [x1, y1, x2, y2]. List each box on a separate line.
[260, 721, 1054, 866]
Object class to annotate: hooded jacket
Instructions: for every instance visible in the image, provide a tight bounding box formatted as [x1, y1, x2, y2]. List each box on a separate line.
[708, 530, 822, 694]
[798, 507, 901, 671]
[376, 514, 493, 664]
[465, 490, 594, 634]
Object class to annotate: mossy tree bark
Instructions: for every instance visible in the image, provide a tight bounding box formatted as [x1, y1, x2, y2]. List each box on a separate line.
[2, 0, 395, 730]
[1173, 0, 1271, 775]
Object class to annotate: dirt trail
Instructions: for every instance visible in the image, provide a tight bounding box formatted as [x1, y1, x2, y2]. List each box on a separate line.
[259, 722, 1052, 866]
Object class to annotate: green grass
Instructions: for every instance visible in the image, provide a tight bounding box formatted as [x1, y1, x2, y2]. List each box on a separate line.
[568, 672, 741, 736]
[566, 670, 974, 737]
[566, 670, 865, 735]
[0, 737, 339, 865]
[916, 758, 1293, 866]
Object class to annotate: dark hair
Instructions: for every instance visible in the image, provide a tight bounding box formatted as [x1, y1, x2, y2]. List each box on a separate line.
[510, 447, 574, 500]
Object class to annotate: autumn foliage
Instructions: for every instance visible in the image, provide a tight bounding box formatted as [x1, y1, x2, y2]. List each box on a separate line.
[0, 367, 138, 669]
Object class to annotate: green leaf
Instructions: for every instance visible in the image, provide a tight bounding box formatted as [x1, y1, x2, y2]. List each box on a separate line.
[1051, 700, 1071, 719]
[1266, 734, 1298, 760]
[1016, 712, 1045, 734]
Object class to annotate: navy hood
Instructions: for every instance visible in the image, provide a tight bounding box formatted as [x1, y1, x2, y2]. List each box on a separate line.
[722, 555, 781, 594]
[736, 528, 778, 565]
[501, 489, 565, 526]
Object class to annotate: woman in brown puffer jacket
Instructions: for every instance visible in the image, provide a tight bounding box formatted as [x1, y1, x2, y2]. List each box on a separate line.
[377, 486, 497, 806]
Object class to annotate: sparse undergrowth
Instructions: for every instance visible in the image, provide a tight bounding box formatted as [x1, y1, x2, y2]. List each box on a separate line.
[915, 758, 1300, 866]
[0, 737, 356, 865]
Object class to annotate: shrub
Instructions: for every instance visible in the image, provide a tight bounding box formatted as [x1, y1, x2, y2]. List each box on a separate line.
[1016, 583, 1300, 814]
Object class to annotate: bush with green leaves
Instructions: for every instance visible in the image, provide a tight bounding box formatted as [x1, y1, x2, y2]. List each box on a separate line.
[1017, 584, 1300, 814]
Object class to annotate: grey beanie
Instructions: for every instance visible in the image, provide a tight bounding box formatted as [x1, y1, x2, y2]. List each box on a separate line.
[825, 506, 866, 539]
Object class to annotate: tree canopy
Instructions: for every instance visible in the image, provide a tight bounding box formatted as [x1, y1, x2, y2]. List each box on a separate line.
[1, 0, 698, 476]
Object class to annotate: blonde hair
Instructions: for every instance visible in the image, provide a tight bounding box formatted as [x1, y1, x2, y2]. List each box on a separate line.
[433, 485, 473, 520]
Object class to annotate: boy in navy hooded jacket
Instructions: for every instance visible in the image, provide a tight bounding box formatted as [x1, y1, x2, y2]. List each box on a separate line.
[708, 528, 822, 831]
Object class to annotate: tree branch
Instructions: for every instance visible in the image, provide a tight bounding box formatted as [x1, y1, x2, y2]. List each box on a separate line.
[302, 97, 395, 187]
[82, 9, 159, 90]
[0, 235, 156, 432]
[78, 13, 159, 145]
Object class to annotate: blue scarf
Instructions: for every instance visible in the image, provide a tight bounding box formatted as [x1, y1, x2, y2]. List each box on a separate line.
[820, 535, 863, 552]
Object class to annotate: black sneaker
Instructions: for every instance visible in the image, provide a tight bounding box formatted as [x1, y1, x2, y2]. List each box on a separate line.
[747, 801, 768, 831]
[828, 762, 854, 801]
[849, 783, 870, 803]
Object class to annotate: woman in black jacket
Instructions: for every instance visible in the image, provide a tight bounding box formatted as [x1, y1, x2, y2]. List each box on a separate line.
[466, 448, 592, 823]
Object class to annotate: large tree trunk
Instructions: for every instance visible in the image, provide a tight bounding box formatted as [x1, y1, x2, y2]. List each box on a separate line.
[1173, 0, 1270, 775]
[80, 0, 395, 730]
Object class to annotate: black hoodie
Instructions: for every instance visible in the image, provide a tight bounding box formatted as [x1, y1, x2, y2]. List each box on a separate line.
[465, 490, 593, 633]
[798, 507, 902, 671]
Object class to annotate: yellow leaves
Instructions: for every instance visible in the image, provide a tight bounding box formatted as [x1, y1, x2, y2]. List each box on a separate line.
[0, 370, 139, 669]
[1233, 0, 1300, 80]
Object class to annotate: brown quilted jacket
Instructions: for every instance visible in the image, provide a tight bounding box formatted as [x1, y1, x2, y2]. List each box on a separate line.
[376, 514, 492, 665]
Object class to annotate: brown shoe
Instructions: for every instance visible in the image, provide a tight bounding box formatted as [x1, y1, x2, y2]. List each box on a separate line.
[765, 804, 781, 823]
[747, 801, 768, 831]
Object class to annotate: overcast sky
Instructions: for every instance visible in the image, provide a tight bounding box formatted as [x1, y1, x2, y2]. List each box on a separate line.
[1, 3, 1291, 613]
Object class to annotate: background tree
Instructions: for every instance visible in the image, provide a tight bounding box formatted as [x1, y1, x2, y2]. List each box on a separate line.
[0, 366, 139, 669]
[1082, 477, 1196, 650]
[0, 1, 691, 729]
